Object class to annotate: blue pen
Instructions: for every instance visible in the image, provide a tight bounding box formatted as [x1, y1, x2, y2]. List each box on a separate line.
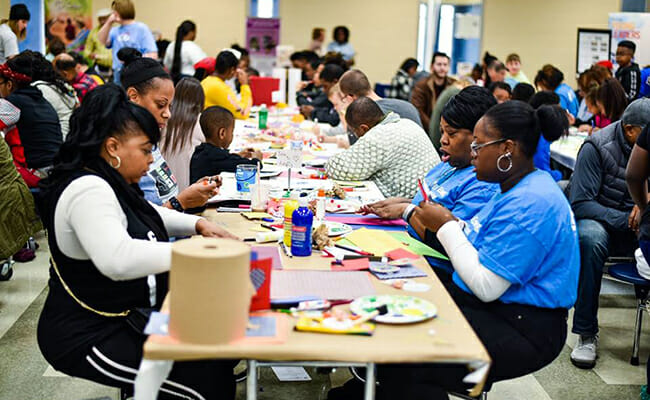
[262, 217, 274, 222]
[590, 120, 595, 134]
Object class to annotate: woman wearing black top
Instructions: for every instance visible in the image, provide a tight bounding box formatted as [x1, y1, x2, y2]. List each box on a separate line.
[37, 84, 237, 399]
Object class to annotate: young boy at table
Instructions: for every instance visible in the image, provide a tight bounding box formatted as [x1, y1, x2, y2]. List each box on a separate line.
[190, 106, 262, 183]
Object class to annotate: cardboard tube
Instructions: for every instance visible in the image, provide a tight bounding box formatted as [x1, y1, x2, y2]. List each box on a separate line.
[169, 237, 253, 344]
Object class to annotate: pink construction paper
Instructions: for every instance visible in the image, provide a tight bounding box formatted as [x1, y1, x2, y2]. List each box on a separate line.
[252, 246, 283, 270]
[325, 216, 408, 227]
[385, 248, 419, 261]
[331, 258, 370, 271]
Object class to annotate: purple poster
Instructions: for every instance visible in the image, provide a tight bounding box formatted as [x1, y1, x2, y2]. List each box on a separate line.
[246, 17, 280, 57]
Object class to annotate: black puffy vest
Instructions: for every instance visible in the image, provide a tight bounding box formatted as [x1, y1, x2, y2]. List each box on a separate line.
[582, 122, 634, 211]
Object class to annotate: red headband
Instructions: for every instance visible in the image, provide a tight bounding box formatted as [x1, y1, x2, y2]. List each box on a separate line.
[0, 63, 32, 84]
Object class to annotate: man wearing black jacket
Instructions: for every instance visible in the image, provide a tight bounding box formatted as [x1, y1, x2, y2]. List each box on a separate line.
[615, 40, 641, 101]
[297, 63, 344, 126]
[569, 98, 650, 369]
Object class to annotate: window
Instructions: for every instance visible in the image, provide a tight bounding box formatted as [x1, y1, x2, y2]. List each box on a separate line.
[437, 4, 455, 60]
[416, 2, 429, 68]
[249, 0, 279, 18]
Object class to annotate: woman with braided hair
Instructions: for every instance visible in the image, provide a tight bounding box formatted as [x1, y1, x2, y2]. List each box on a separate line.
[37, 83, 237, 399]
[0, 51, 62, 179]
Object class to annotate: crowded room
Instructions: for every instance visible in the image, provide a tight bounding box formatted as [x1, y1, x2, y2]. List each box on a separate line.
[3, 0, 650, 399]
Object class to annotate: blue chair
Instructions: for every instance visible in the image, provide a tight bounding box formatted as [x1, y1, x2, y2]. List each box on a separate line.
[374, 83, 392, 98]
[607, 263, 650, 365]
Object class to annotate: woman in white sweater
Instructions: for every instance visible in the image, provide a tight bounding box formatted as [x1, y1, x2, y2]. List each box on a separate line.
[37, 84, 238, 400]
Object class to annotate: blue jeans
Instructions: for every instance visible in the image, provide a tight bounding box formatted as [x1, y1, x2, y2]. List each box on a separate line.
[572, 219, 637, 336]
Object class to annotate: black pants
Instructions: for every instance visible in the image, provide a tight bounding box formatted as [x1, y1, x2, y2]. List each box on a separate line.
[42, 322, 236, 400]
[376, 285, 568, 400]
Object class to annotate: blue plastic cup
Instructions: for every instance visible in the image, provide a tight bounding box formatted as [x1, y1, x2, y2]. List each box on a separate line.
[236, 164, 257, 193]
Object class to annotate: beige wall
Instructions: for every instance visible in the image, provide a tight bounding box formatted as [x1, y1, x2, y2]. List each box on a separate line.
[91, 0, 246, 59]
[279, 0, 420, 84]
[0, 2, 8, 21]
[482, 0, 621, 87]
[87, 0, 418, 84]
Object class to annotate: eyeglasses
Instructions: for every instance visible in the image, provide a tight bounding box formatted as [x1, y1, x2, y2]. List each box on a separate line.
[470, 139, 506, 155]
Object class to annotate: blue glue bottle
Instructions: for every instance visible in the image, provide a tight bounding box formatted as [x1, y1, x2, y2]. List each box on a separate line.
[291, 197, 314, 257]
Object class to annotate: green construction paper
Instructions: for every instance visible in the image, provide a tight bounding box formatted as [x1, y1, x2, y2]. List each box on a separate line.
[387, 232, 449, 261]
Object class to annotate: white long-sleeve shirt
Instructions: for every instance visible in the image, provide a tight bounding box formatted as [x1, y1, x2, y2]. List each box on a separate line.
[437, 220, 511, 302]
[54, 175, 201, 281]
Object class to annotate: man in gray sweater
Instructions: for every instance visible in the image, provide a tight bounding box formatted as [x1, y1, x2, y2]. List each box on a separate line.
[325, 97, 439, 198]
[569, 98, 650, 369]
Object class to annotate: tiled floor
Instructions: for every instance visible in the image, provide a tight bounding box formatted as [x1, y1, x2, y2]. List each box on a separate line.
[0, 232, 647, 400]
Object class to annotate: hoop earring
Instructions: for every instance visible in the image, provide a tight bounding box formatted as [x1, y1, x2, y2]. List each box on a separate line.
[110, 155, 121, 169]
[497, 152, 512, 173]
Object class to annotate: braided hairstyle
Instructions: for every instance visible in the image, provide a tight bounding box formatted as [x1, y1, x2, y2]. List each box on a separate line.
[29, 50, 76, 98]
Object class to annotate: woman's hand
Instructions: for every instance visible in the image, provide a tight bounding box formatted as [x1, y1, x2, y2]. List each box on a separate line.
[195, 219, 240, 240]
[177, 180, 218, 209]
[414, 201, 456, 232]
[358, 198, 410, 217]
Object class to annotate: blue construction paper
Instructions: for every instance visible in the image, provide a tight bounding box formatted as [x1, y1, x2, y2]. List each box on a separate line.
[368, 262, 428, 280]
[246, 316, 277, 337]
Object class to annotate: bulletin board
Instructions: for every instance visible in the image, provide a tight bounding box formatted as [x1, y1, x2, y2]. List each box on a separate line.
[576, 28, 611, 74]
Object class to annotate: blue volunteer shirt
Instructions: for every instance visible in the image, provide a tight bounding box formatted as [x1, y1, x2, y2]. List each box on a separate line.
[454, 170, 580, 309]
[326, 41, 355, 61]
[407, 162, 498, 273]
[107, 22, 157, 83]
[555, 83, 579, 117]
[533, 136, 562, 181]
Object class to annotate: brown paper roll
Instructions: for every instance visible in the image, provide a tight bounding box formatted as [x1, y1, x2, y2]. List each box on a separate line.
[169, 237, 253, 344]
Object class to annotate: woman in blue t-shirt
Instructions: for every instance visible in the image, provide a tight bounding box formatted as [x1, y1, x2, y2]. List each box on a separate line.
[376, 101, 580, 398]
[535, 64, 579, 117]
[360, 86, 499, 278]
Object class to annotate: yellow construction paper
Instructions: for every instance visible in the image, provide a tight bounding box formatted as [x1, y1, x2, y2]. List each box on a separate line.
[241, 212, 274, 220]
[344, 228, 409, 256]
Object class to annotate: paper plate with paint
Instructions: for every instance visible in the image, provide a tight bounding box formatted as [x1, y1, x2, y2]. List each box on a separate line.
[323, 221, 353, 237]
[260, 165, 284, 178]
[350, 295, 437, 324]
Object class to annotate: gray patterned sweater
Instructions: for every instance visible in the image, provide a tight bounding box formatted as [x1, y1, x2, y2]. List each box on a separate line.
[325, 112, 440, 198]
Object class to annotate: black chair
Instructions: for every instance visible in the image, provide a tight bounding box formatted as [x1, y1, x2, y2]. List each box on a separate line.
[607, 262, 650, 365]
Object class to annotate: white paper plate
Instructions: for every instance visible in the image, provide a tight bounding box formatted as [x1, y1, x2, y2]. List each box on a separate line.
[350, 295, 437, 324]
[323, 221, 352, 237]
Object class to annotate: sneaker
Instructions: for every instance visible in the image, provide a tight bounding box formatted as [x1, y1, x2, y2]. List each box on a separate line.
[641, 385, 650, 400]
[570, 335, 598, 369]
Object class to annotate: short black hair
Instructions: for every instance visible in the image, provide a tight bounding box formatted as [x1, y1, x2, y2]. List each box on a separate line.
[320, 64, 344, 83]
[511, 83, 535, 102]
[54, 56, 77, 72]
[432, 52, 450, 64]
[618, 40, 636, 53]
[400, 58, 419, 72]
[345, 97, 385, 132]
[215, 50, 239, 75]
[333, 26, 350, 43]
[200, 106, 235, 140]
[488, 81, 511, 95]
[118, 47, 171, 93]
[528, 90, 560, 109]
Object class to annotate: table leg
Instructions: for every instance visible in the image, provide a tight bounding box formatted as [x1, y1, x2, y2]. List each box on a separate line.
[246, 360, 258, 400]
[134, 359, 173, 400]
[364, 362, 376, 400]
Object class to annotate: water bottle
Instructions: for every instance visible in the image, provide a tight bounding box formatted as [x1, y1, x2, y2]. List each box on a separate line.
[258, 103, 268, 129]
[291, 197, 314, 257]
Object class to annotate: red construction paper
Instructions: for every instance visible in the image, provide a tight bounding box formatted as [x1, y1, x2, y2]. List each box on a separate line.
[331, 258, 370, 271]
[385, 248, 419, 261]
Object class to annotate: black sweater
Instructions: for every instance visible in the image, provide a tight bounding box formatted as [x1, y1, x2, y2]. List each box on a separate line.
[190, 143, 262, 184]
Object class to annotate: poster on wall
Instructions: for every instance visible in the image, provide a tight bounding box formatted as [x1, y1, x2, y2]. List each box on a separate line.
[609, 12, 650, 69]
[576, 28, 611, 74]
[45, 0, 93, 52]
[11, 0, 45, 53]
[246, 17, 280, 76]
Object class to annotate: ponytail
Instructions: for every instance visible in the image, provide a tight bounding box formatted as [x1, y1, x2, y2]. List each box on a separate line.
[171, 20, 196, 82]
[536, 104, 568, 143]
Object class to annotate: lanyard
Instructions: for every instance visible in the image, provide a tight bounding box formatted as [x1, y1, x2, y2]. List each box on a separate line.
[432, 166, 458, 188]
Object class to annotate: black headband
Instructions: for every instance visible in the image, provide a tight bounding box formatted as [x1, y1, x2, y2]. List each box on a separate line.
[121, 58, 169, 89]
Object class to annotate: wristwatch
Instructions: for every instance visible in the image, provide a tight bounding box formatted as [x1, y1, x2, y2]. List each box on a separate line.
[169, 196, 185, 213]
